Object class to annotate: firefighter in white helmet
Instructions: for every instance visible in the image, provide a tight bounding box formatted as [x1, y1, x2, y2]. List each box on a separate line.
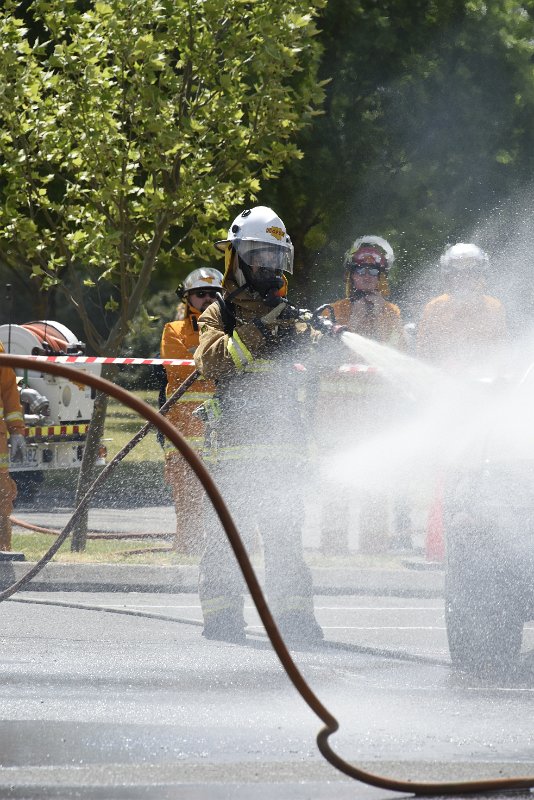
[417, 243, 508, 562]
[160, 267, 223, 554]
[312, 235, 409, 555]
[194, 206, 324, 645]
[0, 341, 26, 550]
[331, 235, 405, 344]
[417, 243, 507, 367]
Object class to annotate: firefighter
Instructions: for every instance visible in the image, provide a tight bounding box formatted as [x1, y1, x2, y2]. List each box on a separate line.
[0, 341, 26, 551]
[417, 243, 508, 561]
[160, 268, 223, 554]
[313, 236, 408, 555]
[331, 235, 406, 347]
[194, 205, 324, 645]
[417, 243, 507, 368]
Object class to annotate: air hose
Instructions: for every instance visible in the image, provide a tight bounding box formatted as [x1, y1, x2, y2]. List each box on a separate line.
[1, 353, 533, 796]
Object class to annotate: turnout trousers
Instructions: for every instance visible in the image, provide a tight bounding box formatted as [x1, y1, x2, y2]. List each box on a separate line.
[199, 459, 316, 632]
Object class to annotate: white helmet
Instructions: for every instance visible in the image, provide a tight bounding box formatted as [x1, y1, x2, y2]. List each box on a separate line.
[216, 206, 294, 275]
[345, 235, 395, 271]
[440, 243, 489, 274]
[177, 267, 223, 299]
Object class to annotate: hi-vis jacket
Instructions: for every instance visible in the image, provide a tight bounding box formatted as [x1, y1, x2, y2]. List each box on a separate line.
[0, 342, 25, 471]
[330, 297, 406, 349]
[314, 296, 406, 398]
[194, 277, 311, 463]
[417, 293, 507, 366]
[310, 296, 406, 447]
[160, 307, 215, 450]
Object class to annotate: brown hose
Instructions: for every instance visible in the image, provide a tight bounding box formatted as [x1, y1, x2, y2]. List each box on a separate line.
[10, 516, 171, 540]
[0, 353, 533, 795]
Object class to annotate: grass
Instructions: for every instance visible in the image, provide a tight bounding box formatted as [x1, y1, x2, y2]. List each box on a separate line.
[13, 390, 412, 569]
[11, 528, 409, 569]
[11, 530, 200, 565]
[104, 389, 165, 462]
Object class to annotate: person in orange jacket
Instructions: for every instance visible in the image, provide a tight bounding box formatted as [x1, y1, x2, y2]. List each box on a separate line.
[313, 236, 408, 555]
[160, 267, 223, 554]
[329, 236, 406, 348]
[417, 243, 507, 370]
[416, 243, 508, 562]
[0, 341, 26, 551]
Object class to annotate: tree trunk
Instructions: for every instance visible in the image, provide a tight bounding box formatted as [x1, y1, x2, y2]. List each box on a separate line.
[70, 367, 113, 552]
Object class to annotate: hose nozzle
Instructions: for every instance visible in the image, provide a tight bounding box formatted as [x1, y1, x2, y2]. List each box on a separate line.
[312, 305, 347, 338]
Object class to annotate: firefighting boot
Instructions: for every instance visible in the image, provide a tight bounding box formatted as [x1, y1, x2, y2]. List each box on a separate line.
[277, 611, 324, 647]
[0, 517, 12, 551]
[202, 610, 246, 645]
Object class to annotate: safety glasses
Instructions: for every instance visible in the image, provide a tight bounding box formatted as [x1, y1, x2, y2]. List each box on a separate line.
[190, 289, 221, 298]
[352, 266, 380, 277]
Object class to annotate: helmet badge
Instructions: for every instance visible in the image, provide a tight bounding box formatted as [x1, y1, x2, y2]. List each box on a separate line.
[266, 226, 285, 241]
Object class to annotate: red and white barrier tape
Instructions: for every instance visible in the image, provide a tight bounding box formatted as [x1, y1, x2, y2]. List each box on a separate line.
[22, 356, 195, 366]
[20, 355, 380, 374]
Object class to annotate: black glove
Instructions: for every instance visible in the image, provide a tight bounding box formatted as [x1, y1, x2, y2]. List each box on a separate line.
[252, 302, 301, 341]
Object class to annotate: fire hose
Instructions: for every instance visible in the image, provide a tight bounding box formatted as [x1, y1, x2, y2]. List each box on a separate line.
[1, 353, 533, 795]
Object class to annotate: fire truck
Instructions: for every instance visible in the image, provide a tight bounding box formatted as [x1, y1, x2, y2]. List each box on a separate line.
[0, 321, 102, 497]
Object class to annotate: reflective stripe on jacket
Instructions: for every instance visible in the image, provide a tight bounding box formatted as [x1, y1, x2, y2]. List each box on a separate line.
[194, 279, 311, 464]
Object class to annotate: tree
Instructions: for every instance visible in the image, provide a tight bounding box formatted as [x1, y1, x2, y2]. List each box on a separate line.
[261, 1, 534, 309]
[0, 0, 324, 547]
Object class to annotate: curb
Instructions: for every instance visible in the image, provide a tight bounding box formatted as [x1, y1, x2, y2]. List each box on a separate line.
[0, 562, 445, 597]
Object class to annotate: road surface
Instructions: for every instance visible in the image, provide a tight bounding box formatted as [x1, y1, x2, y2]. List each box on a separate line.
[1, 590, 534, 799]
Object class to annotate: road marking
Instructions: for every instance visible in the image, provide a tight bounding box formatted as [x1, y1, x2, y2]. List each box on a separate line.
[315, 606, 442, 611]
[103, 604, 203, 609]
[247, 625, 446, 631]
[107, 604, 442, 612]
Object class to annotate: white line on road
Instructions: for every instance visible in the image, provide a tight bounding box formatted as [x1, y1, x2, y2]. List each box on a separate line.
[103, 604, 443, 611]
[247, 625, 447, 631]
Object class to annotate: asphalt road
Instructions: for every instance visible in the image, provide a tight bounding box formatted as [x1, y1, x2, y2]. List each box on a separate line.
[2, 591, 534, 800]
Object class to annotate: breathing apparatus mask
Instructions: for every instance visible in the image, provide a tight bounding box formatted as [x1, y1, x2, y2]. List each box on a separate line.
[233, 240, 292, 303]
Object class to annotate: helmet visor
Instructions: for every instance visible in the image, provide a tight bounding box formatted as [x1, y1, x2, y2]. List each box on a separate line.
[235, 240, 294, 275]
[349, 247, 388, 271]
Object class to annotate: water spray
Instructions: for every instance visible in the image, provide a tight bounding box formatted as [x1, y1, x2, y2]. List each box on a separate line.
[0, 353, 533, 795]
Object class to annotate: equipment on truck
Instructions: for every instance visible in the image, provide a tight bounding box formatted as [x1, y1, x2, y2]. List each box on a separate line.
[0, 321, 103, 497]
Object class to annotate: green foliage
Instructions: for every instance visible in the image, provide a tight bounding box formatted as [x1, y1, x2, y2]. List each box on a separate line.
[262, 0, 534, 304]
[0, 0, 324, 351]
[117, 288, 178, 389]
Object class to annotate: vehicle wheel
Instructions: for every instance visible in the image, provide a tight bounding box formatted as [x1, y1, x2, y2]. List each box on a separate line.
[445, 529, 524, 676]
[445, 585, 523, 675]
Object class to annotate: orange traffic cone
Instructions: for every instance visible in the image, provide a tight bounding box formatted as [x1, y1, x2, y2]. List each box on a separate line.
[425, 480, 445, 562]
